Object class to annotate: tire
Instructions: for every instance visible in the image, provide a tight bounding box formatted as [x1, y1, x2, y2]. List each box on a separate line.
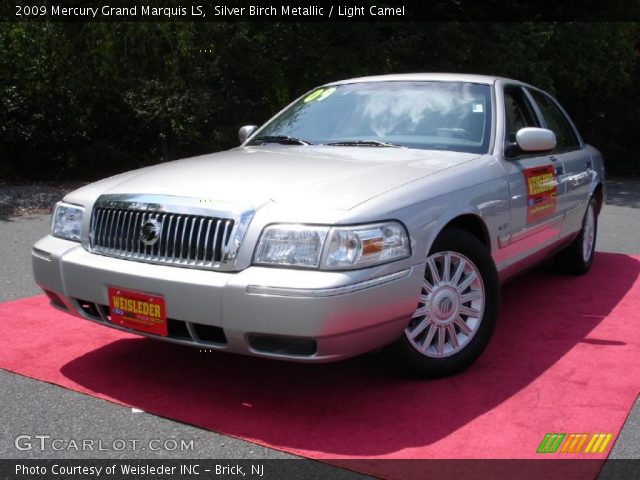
[388, 228, 499, 378]
[554, 197, 598, 275]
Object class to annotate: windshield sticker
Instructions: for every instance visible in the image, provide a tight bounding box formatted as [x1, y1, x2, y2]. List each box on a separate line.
[472, 103, 484, 113]
[316, 87, 336, 101]
[524, 165, 557, 224]
[304, 89, 325, 103]
[304, 87, 336, 103]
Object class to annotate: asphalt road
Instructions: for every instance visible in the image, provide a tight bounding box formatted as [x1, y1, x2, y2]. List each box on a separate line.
[0, 179, 638, 474]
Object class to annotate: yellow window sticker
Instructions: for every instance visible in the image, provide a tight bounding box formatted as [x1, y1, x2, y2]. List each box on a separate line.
[317, 87, 336, 101]
[303, 87, 337, 103]
[304, 89, 325, 103]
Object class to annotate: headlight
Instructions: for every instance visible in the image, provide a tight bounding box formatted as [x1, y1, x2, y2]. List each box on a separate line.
[253, 224, 329, 267]
[323, 222, 410, 269]
[52, 202, 84, 242]
[253, 221, 410, 269]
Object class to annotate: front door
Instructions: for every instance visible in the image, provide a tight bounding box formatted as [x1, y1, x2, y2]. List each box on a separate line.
[526, 87, 592, 235]
[498, 86, 565, 268]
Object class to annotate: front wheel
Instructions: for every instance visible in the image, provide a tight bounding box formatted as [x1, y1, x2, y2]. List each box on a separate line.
[388, 228, 499, 378]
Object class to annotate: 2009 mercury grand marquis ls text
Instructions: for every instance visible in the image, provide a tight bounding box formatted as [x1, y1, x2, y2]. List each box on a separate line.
[32, 74, 604, 377]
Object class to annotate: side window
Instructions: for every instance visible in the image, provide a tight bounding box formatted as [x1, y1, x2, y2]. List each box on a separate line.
[527, 89, 580, 151]
[503, 87, 539, 143]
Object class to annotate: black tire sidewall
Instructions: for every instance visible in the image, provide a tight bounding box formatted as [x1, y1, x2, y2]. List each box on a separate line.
[579, 199, 598, 269]
[556, 197, 598, 274]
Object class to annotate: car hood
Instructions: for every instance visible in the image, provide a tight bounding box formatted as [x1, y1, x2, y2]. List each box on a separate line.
[96, 146, 480, 211]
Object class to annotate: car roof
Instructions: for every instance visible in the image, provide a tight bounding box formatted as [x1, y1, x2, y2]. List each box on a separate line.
[325, 73, 528, 87]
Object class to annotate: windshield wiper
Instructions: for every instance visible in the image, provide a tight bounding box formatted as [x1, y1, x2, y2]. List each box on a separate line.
[253, 135, 312, 146]
[326, 140, 403, 148]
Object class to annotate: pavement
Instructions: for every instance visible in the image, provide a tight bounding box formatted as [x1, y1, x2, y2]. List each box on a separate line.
[0, 178, 638, 473]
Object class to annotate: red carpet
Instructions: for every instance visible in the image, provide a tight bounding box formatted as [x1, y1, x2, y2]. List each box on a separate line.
[1, 253, 639, 476]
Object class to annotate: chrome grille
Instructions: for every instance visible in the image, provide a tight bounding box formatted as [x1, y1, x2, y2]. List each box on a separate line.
[90, 207, 235, 268]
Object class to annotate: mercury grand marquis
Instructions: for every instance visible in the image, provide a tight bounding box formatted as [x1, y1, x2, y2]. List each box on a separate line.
[32, 74, 605, 377]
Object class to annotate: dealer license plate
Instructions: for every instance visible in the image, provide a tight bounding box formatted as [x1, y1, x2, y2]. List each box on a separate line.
[107, 287, 167, 336]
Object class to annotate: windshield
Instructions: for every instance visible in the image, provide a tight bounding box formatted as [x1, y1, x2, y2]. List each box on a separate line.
[249, 81, 493, 154]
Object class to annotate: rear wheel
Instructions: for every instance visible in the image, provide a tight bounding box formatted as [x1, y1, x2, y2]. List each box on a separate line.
[555, 197, 598, 275]
[389, 228, 499, 378]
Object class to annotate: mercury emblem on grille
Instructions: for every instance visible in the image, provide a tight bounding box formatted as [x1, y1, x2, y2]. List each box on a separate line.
[140, 218, 162, 246]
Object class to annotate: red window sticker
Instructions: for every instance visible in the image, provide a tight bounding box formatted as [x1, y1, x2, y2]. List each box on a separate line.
[524, 165, 557, 224]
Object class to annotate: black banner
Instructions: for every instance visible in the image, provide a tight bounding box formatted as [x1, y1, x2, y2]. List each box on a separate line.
[2, 0, 640, 22]
[2, 459, 640, 480]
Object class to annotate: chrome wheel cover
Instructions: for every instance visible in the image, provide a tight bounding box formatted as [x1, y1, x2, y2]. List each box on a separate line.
[582, 203, 596, 263]
[405, 251, 485, 358]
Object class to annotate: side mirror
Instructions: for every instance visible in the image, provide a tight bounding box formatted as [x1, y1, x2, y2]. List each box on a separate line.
[238, 125, 258, 144]
[506, 127, 556, 158]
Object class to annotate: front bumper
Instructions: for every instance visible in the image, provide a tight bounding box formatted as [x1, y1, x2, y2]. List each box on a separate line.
[32, 235, 424, 362]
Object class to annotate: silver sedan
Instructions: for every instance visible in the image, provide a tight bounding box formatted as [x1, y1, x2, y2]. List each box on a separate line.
[33, 73, 604, 377]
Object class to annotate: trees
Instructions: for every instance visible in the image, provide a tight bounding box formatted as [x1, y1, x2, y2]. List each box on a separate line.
[1, 22, 638, 180]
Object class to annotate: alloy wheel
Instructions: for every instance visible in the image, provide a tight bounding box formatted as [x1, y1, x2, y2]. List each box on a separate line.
[405, 251, 486, 358]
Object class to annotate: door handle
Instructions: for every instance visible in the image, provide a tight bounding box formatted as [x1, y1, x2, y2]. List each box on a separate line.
[549, 155, 558, 162]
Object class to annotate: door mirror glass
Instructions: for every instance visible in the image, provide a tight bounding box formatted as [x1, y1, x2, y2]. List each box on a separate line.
[238, 125, 258, 144]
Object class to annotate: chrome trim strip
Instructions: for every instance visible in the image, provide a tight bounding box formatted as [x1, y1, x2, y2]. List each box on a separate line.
[178, 215, 188, 260]
[92, 193, 252, 218]
[246, 268, 412, 298]
[498, 214, 563, 248]
[115, 210, 123, 252]
[202, 218, 212, 266]
[172, 215, 181, 262]
[221, 219, 232, 260]
[212, 219, 221, 260]
[124, 210, 133, 253]
[187, 216, 196, 262]
[164, 214, 174, 259]
[195, 217, 204, 263]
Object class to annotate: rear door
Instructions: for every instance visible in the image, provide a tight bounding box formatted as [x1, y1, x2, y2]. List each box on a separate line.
[497, 85, 565, 266]
[525, 88, 591, 234]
